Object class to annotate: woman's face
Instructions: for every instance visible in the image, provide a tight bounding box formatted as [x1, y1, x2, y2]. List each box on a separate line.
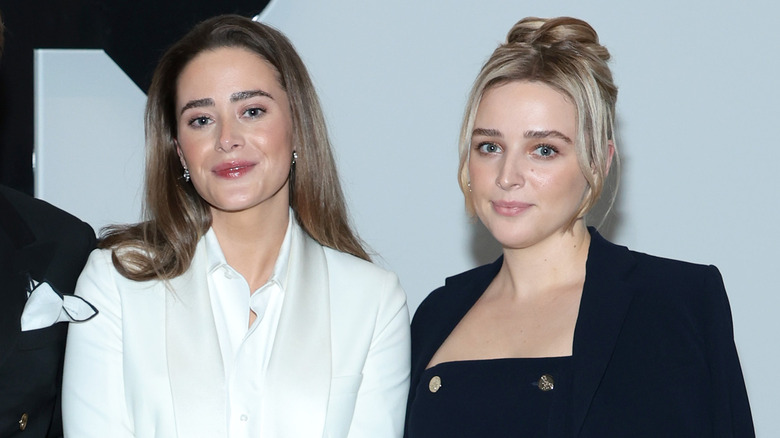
[468, 81, 587, 250]
[175, 46, 293, 217]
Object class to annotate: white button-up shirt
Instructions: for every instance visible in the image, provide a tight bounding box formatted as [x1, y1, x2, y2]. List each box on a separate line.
[204, 216, 292, 438]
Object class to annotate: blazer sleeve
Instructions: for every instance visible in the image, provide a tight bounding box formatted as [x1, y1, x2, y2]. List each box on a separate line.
[702, 265, 755, 436]
[62, 249, 134, 437]
[347, 272, 411, 438]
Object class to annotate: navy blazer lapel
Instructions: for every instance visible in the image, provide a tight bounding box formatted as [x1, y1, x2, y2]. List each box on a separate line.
[417, 258, 502, 371]
[568, 229, 638, 436]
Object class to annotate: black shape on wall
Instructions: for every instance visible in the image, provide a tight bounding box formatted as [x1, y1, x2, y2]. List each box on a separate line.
[0, 0, 271, 195]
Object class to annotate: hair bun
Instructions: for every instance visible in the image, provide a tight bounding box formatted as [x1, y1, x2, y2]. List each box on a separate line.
[507, 16, 610, 61]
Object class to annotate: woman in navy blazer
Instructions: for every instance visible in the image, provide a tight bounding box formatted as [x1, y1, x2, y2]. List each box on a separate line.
[405, 16, 753, 437]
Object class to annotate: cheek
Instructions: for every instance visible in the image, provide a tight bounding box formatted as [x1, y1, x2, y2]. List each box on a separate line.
[561, 174, 589, 203]
[528, 168, 552, 189]
[176, 142, 199, 168]
[262, 125, 294, 157]
[468, 158, 492, 185]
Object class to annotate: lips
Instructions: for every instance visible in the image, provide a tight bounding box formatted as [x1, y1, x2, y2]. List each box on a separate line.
[211, 160, 256, 179]
[491, 200, 532, 216]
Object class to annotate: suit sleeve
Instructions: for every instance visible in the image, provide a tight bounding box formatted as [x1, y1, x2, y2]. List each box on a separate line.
[703, 265, 755, 437]
[62, 249, 134, 437]
[348, 272, 411, 438]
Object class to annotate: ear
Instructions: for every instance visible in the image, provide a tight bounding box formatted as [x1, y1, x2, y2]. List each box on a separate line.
[605, 140, 615, 176]
[174, 138, 187, 168]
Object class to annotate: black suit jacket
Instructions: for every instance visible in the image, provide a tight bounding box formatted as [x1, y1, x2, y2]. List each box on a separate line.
[0, 186, 95, 437]
[406, 228, 754, 437]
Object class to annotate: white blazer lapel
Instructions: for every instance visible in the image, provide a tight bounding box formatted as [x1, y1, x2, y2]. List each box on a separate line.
[166, 239, 227, 437]
[263, 222, 332, 437]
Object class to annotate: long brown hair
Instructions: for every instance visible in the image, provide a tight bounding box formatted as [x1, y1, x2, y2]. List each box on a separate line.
[101, 14, 369, 281]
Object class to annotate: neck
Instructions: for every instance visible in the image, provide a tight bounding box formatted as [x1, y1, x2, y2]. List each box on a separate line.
[210, 200, 290, 291]
[497, 220, 591, 300]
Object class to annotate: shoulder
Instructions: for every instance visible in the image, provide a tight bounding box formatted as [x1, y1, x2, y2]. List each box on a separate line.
[78, 247, 158, 295]
[411, 258, 501, 334]
[0, 185, 95, 240]
[77, 248, 123, 292]
[320, 247, 409, 338]
[323, 246, 400, 290]
[589, 229, 729, 327]
[590, 227, 719, 287]
[322, 246, 407, 309]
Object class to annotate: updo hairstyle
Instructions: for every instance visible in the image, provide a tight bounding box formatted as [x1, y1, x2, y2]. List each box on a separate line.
[458, 17, 619, 226]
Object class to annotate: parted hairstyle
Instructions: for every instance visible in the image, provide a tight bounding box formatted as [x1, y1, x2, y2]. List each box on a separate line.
[101, 14, 369, 281]
[458, 16, 619, 226]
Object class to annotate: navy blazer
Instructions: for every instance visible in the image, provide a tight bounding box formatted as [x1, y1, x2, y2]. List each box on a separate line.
[406, 229, 754, 437]
[0, 186, 95, 437]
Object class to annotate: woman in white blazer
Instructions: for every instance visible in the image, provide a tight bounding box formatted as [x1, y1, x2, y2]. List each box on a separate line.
[62, 15, 410, 438]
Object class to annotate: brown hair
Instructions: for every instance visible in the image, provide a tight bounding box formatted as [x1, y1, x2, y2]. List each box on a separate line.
[458, 17, 619, 226]
[101, 14, 369, 281]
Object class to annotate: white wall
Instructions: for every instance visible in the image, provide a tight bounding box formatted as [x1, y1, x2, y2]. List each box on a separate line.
[36, 0, 779, 434]
[35, 49, 145, 227]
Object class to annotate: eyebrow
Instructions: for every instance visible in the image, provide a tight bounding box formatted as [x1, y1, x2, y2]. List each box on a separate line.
[179, 90, 273, 115]
[230, 89, 272, 102]
[525, 130, 573, 144]
[180, 98, 214, 115]
[471, 127, 573, 144]
[472, 128, 503, 138]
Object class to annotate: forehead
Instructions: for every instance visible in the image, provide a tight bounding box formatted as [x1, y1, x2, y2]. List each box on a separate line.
[175, 46, 283, 101]
[475, 81, 577, 133]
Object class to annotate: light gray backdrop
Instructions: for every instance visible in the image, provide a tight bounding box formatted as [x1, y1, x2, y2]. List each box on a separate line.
[35, 0, 779, 435]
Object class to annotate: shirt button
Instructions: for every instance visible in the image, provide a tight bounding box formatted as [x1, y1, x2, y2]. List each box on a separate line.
[537, 374, 555, 391]
[428, 375, 442, 393]
[19, 413, 28, 430]
[240, 414, 248, 422]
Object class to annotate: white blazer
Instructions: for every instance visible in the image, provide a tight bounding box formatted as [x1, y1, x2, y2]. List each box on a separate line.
[62, 220, 411, 437]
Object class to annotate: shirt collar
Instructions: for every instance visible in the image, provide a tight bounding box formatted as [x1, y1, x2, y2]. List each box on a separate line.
[204, 209, 294, 291]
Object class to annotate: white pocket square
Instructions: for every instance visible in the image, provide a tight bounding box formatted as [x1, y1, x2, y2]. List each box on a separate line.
[20, 280, 97, 332]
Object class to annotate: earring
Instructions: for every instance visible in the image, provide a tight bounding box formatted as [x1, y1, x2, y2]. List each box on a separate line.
[467, 182, 472, 192]
[183, 167, 191, 182]
[292, 151, 298, 165]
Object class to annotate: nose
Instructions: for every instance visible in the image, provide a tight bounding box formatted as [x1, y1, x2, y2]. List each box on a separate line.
[217, 118, 243, 151]
[496, 155, 525, 190]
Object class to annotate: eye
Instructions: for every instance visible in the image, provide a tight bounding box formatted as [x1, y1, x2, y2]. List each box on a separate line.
[532, 144, 558, 158]
[243, 107, 266, 118]
[476, 142, 502, 154]
[188, 116, 212, 128]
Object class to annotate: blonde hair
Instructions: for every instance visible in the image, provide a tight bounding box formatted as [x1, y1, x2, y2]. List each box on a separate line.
[101, 15, 368, 281]
[458, 17, 619, 226]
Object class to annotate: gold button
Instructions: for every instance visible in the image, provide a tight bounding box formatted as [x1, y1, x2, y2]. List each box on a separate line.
[537, 374, 554, 391]
[19, 412, 28, 430]
[428, 375, 442, 393]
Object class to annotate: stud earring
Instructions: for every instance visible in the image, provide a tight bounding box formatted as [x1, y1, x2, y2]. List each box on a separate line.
[292, 151, 298, 165]
[183, 167, 191, 182]
[467, 182, 472, 192]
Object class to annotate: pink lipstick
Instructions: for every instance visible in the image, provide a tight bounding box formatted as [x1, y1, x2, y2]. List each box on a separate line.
[492, 200, 532, 216]
[212, 160, 256, 179]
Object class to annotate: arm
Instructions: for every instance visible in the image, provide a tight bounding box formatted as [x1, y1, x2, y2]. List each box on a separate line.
[702, 265, 755, 437]
[62, 250, 134, 437]
[348, 274, 411, 438]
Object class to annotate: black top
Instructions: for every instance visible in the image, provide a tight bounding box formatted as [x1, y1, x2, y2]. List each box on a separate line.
[407, 357, 572, 437]
[405, 228, 754, 437]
